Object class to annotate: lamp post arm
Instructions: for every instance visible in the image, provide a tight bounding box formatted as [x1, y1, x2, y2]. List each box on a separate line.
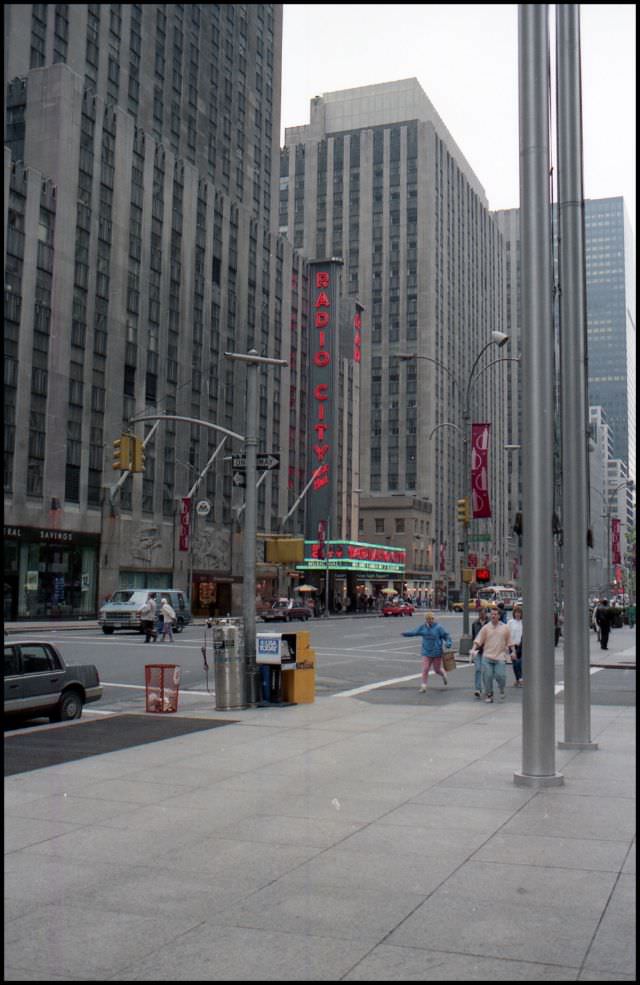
[428, 421, 461, 442]
[464, 356, 521, 415]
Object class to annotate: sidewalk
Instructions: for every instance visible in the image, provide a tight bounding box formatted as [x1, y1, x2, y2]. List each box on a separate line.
[4, 653, 635, 979]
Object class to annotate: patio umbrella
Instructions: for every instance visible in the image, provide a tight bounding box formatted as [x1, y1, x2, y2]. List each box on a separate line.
[296, 584, 317, 592]
[381, 587, 397, 595]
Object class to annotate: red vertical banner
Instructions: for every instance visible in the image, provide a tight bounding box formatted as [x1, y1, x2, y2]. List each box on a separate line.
[611, 518, 621, 565]
[317, 519, 327, 559]
[179, 497, 191, 552]
[439, 542, 446, 572]
[471, 423, 492, 518]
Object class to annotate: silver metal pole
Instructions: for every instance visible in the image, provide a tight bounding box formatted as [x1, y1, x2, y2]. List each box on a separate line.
[515, 3, 563, 786]
[243, 353, 259, 705]
[556, 4, 597, 750]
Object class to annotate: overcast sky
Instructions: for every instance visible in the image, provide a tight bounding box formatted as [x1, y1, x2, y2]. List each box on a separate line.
[281, 4, 636, 233]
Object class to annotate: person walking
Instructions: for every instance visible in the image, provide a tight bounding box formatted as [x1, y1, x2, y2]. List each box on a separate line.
[470, 606, 513, 703]
[159, 597, 176, 642]
[507, 604, 524, 686]
[471, 606, 489, 697]
[402, 611, 453, 693]
[138, 592, 157, 642]
[595, 599, 612, 650]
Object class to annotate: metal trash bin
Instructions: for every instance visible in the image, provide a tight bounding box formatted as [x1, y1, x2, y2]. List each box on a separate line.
[212, 618, 246, 711]
[145, 664, 181, 713]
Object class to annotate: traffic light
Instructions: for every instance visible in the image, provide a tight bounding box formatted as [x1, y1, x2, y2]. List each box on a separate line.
[475, 566, 491, 584]
[457, 497, 470, 525]
[130, 435, 145, 473]
[112, 434, 132, 471]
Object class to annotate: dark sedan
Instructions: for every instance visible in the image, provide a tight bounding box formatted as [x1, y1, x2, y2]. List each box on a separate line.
[4, 640, 102, 724]
[261, 599, 312, 622]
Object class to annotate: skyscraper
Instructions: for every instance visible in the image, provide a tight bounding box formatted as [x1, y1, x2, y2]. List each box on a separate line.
[3, 4, 313, 620]
[281, 79, 510, 595]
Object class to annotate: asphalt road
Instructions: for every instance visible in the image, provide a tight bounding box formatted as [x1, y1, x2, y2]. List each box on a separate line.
[6, 613, 635, 726]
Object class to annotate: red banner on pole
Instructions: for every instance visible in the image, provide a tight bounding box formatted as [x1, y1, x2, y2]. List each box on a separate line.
[179, 497, 191, 552]
[439, 542, 446, 572]
[611, 518, 621, 565]
[471, 422, 492, 518]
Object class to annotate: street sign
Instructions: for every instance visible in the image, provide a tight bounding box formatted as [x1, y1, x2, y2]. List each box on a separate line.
[232, 453, 280, 471]
[468, 533, 491, 543]
[196, 500, 211, 516]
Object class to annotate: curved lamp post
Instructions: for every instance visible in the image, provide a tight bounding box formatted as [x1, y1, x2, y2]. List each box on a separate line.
[400, 331, 517, 648]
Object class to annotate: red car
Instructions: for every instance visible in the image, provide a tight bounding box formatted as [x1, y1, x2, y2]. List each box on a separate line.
[382, 601, 415, 617]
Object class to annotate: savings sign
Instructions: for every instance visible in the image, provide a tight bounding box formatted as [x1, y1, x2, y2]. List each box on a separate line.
[306, 260, 341, 540]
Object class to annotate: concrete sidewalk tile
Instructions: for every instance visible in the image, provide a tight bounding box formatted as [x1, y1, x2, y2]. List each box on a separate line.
[336, 821, 487, 863]
[4, 791, 144, 827]
[474, 832, 631, 872]
[501, 793, 636, 842]
[209, 879, 425, 942]
[3, 901, 201, 979]
[342, 943, 579, 980]
[376, 802, 513, 834]
[211, 811, 365, 849]
[621, 841, 635, 874]
[433, 860, 617, 913]
[3, 815, 86, 853]
[4, 969, 94, 982]
[4, 853, 134, 908]
[268, 845, 460, 896]
[387, 896, 601, 967]
[582, 873, 636, 978]
[409, 784, 536, 812]
[163, 836, 321, 887]
[107, 924, 377, 981]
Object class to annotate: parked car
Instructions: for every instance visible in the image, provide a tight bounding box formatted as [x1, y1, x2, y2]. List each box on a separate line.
[261, 599, 312, 622]
[382, 600, 415, 617]
[98, 588, 192, 634]
[4, 640, 102, 723]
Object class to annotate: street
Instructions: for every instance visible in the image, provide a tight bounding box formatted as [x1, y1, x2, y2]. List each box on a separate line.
[6, 613, 635, 725]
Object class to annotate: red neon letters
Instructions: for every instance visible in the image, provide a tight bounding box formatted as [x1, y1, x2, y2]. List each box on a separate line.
[312, 271, 331, 490]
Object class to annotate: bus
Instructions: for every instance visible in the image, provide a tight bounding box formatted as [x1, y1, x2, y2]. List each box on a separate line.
[476, 585, 518, 611]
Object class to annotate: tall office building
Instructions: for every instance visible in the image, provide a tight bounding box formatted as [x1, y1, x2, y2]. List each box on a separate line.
[496, 198, 636, 593]
[281, 79, 510, 595]
[584, 197, 636, 481]
[4, 4, 317, 621]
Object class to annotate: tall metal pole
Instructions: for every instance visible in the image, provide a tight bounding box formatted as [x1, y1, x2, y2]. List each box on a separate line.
[556, 4, 597, 750]
[515, 4, 563, 786]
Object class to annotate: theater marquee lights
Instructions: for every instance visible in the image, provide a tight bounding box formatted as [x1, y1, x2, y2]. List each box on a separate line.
[298, 540, 406, 575]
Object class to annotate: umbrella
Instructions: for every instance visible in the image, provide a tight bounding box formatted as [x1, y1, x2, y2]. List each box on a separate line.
[296, 584, 317, 592]
[381, 587, 397, 595]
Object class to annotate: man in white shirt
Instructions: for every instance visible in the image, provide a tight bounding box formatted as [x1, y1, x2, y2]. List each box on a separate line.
[471, 606, 513, 703]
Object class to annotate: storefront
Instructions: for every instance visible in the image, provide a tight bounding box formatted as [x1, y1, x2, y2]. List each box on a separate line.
[191, 572, 234, 618]
[296, 539, 406, 612]
[4, 525, 100, 621]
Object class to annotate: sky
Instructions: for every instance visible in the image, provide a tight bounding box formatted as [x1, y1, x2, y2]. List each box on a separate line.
[281, 4, 636, 233]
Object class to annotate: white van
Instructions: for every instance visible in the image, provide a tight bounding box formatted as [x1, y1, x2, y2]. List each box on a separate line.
[98, 589, 192, 635]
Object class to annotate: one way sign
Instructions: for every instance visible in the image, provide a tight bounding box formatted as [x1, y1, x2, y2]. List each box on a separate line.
[232, 453, 280, 471]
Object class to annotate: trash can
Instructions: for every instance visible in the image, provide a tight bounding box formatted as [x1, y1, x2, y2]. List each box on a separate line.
[145, 664, 181, 713]
[212, 618, 247, 711]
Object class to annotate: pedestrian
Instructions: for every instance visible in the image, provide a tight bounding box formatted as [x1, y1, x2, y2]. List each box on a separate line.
[507, 604, 524, 686]
[159, 597, 176, 641]
[497, 601, 508, 623]
[471, 606, 489, 697]
[138, 592, 157, 642]
[470, 606, 513, 703]
[402, 611, 453, 693]
[594, 598, 612, 650]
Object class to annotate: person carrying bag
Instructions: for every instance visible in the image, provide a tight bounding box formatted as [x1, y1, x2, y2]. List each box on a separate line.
[159, 597, 176, 642]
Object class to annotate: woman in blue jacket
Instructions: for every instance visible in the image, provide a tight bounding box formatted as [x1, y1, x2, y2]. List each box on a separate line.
[403, 611, 453, 692]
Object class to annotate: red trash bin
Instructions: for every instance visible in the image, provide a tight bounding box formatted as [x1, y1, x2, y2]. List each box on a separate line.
[145, 664, 181, 713]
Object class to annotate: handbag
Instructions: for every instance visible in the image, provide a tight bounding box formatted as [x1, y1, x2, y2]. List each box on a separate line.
[443, 650, 456, 672]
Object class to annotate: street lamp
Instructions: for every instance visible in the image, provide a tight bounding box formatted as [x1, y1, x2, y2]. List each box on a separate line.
[400, 332, 516, 650]
[224, 350, 288, 706]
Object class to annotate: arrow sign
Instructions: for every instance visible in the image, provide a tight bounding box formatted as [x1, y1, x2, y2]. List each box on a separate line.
[232, 453, 280, 471]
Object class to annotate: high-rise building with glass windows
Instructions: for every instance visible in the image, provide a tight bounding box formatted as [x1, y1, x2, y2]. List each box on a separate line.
[4, 4, 316, 621]
[584, 197, 636, 481]
[280, 79, 510, 593]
